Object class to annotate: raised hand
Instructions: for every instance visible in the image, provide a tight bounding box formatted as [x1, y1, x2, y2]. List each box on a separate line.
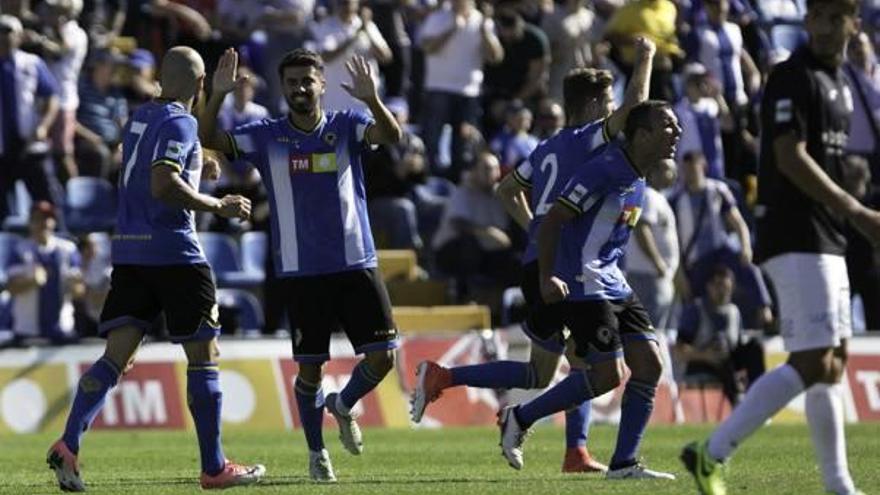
[340, 56, 378, 104]
[212, 47, 246, 95]
[217, 194, 251, 221]
[634, 36, 656, 60]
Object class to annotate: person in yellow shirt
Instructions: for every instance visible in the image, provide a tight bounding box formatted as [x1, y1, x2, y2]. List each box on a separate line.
[604, 0, 683, 100]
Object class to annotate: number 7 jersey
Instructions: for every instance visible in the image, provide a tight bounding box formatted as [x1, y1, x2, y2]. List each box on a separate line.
[512, 119, 611, 264]
[113, 101, 207, 266]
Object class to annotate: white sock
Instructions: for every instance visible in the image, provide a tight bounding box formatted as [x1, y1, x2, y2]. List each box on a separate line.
[805, 383, 856, 495]
[708, 364, 804, 461]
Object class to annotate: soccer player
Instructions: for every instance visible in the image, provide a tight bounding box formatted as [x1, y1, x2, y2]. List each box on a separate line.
[682, 2, 880, 494]
[46, 46, 266, 492]
[498, 101, 681, 479]
[198, 48, 402, 483]
[411, 37, 657, 474]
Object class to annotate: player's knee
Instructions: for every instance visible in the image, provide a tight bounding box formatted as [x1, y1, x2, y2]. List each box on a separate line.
[531, 360, 556, 389]
[627, 341, 663, 383]
[825, 346, 848, 383]
[789, 348, 835, 386]
[182, 339, 217, 364]
[364, 350, 395, 377]
[529, 350, 561, 388]
[634, 345, 663, 385]
[589, 361, 623, 395]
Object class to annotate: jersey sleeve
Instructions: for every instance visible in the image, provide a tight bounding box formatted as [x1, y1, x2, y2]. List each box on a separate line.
[572, 119, 612, 154]
[512, 159, 533, 188]
[556, 163, 607, 215]
[639, 190, 659, 226]
[762, 62, 811, 141]
[347, 109, 377, 148]
[151, 116, 198, 173]
[226, 119, 269, 165]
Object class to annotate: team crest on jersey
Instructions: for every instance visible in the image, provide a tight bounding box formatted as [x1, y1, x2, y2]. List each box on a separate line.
[323, 132, 338, 146]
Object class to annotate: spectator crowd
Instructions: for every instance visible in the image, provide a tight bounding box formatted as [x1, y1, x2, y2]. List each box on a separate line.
[2, 0, 880, 404]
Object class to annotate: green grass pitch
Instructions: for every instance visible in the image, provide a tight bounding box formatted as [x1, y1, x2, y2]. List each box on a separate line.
[4, 424, 879, 494]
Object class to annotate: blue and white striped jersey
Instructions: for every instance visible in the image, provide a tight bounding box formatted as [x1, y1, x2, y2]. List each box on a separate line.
[554, 140, 646, 301]
[228, 110, 377, 277]
[113, 101, 206, 266]
[512, 119, 610, 264]
[6, 236, 81, 338]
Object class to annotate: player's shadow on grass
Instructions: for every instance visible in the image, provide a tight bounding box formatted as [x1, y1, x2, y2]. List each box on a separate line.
[258, 475, 596, 486]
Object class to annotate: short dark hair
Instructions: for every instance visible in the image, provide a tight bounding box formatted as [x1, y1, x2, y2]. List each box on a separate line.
[277, 49, 324, 80]
[709, 264, 734, 283]
[623, 100, 672, 141]
[562, 68, 614, 118]
[806, 0, 858, 15]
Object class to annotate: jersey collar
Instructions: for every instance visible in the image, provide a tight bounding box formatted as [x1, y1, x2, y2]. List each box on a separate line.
[286, 110, 327, 136]
[619, 144, 644, 178]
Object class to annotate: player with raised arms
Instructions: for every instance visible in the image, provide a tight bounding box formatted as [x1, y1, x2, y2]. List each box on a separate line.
[411, 37, 657, 474]
[198, 48, 402, 483]
[499, 101, 681, 480]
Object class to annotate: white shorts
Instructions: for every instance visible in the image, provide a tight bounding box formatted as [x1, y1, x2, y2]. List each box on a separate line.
[762, 253, 851, 352]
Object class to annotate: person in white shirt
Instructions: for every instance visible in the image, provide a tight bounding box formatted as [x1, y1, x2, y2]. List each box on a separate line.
[31, 0, 88, 180]
[540, 0, 598, 101]
[674, 64, 734, 180]
[5, 201, 83, 343]
[308, 0, 391, 112]
[627, 159, 679, 328]
[418, 0, 503, 180]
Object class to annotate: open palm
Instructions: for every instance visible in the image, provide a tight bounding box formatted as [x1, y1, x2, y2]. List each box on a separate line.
[213, 48, 242, 95]
[340, 56, 378, 104]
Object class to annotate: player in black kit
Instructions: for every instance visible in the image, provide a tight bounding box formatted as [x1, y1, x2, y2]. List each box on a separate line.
[682, 1, 880, 494]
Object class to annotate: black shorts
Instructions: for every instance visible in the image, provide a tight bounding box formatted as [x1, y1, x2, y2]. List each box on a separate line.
[282, 268, 399, 363]
[562, 294, 656, 364]
[99, 264, 220, 343]
[520, 261, 566, 354]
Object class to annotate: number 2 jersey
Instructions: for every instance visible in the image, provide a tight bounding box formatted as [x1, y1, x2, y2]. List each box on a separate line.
[552, 140, 646, 301]
[227, 110, 377, 277]
[113, 101, 206, 266]
[511, 119, 611, 264]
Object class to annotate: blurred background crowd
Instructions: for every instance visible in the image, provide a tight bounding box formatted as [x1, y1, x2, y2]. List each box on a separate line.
[1, 0, 879, 397]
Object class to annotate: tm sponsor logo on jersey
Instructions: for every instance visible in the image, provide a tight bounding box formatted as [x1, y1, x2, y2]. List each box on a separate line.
[289, 153, 338, 174]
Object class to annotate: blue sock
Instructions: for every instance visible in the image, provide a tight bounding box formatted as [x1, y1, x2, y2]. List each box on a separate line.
[565, 400, 592, 449]
[450, 361, 536, 389]
[515, 369, 594, 428]
[295, 377, 325, 452]
[610, 379, 656, 469]
[187, 363, 226, 476]
[62, 357, 120, 454]
[339, 361, 384, 410]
